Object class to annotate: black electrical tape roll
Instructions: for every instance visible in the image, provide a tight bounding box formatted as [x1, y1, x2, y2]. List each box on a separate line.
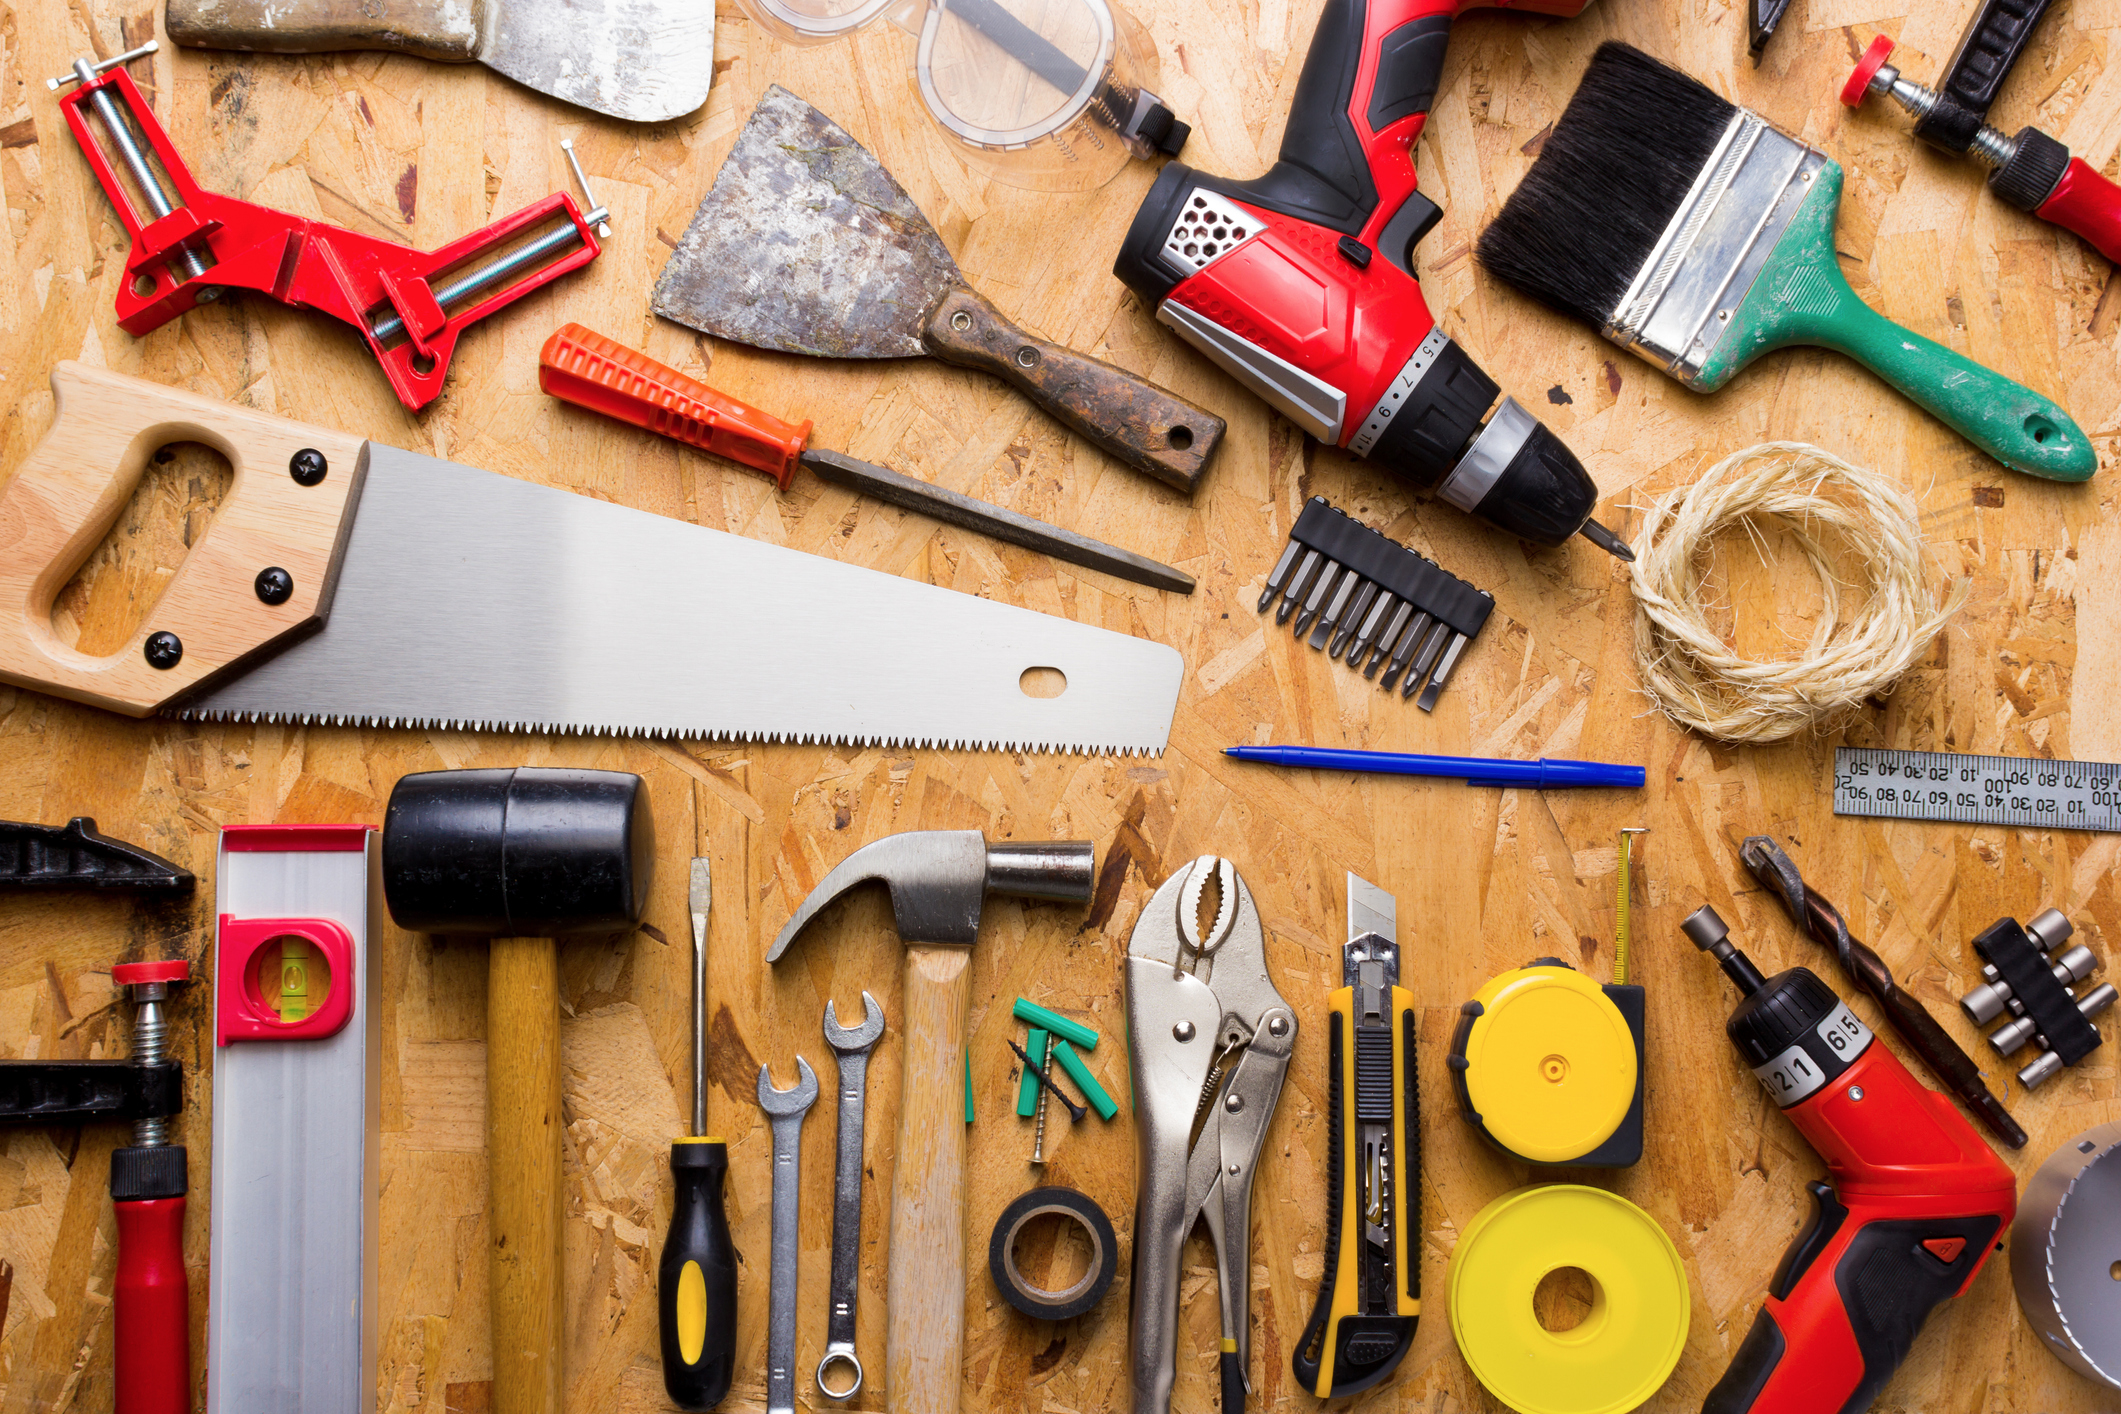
[988, 1187, 1118, 1321]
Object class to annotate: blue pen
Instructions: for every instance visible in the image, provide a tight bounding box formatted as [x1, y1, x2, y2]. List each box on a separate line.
[1224, 745, 1644, 789]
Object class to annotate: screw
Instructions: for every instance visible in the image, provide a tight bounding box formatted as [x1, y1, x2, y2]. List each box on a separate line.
[1224, 1092, 1244, 1113]
[1008, 1039, 1085, 1124]
[143, 631, 182, 669]
[951, 310, 973, 331]
[1268, 1015, 1289, 1037]
[1848, 1085, 1865, 1102]
[1173, 1020, 1195, 1042]
[289, 449, 328, 485]
[112, 961, 188, 1146]
[1030, 1050, 1057, 1166]
[1015, 347, 1041, 368]
[254, 567, 293, 604]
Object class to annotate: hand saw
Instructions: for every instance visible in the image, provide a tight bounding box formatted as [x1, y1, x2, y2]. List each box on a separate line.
[0, 364, 1182, 755]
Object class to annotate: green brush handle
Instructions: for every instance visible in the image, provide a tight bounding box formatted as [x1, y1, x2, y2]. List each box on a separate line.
[1699, 165, 2096, 483]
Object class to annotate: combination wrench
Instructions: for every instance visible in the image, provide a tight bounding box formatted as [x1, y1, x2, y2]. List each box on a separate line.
[756, 1058, 819, 1414]
[819, 993, 886, 1400]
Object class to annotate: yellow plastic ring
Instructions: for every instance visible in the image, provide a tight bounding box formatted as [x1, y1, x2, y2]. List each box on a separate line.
[1447, 1185, 1689, 1414]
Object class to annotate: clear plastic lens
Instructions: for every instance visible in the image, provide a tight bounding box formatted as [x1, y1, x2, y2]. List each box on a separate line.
[741, 0, 1167, 190]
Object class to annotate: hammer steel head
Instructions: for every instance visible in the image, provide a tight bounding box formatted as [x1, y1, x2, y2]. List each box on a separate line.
[767, 831, 1095, 960]
[383, 767, 654, 935]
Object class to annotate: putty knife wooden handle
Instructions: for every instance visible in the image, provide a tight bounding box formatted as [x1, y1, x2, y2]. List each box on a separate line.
[167, 0, 477, 60]
[0, 363, 365, 716]
[921, 286, 1226, 495]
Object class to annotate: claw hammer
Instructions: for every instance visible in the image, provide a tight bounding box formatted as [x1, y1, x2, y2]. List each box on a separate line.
[768, 831, 1094, 1412]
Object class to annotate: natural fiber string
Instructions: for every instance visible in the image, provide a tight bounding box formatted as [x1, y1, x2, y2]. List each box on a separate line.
[1627, 442, 1968, 745]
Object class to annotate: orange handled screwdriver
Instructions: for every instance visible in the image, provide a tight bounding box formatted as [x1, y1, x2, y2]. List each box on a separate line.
[539, 325, 1193, 594]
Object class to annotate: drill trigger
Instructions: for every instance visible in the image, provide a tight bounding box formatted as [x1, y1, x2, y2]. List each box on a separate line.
[1375, 189, 1444, 280]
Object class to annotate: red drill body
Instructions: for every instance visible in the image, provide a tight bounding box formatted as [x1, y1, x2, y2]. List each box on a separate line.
[1686, 907, 2016, 1414]
[1113, 0, 1628, 556]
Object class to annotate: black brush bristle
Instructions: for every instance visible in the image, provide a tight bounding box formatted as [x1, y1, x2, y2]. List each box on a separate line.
[1477, 42, 1739, 328]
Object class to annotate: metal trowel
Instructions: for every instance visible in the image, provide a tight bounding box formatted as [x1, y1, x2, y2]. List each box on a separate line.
[652, 86, 1224, 494]
[165, 0, 714, 124]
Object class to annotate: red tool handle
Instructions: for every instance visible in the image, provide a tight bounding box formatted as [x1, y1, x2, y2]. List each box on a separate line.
[2039, 158, 2121, 264]
[1703, 1043, 2017, 1414]
[538, 324, 812, 490]
[114, 1194, 189, 1414]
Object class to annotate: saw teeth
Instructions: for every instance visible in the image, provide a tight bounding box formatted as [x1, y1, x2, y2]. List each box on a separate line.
[166, 708, 1159, 757]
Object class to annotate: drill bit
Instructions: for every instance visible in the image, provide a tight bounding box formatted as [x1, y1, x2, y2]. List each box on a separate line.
[1740, 836, 2027, 1149]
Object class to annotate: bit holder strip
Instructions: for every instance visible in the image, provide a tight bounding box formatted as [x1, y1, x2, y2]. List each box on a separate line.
[1961, 909, 2114, 1088]
[1257, 498, 1494, 710]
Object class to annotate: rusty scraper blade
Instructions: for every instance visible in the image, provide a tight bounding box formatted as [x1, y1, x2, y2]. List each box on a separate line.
[652, 85, 960, 359]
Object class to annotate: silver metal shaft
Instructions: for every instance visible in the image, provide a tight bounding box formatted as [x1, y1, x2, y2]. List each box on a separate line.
[71, 53, 210, 284]
[1030, 1050, 1055, 1165]
[369, 139, 608, 343]
[130, 986, 170, 1147]
[800, 449, 1194, 594]
[688, 858, 710, 1136]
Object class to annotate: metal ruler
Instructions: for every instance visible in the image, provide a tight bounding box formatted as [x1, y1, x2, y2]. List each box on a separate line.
[1833, 748, 2121, 832]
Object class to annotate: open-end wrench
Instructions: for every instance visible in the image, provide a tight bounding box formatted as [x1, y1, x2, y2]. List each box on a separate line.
[818, 993, 887, 1401]
[757, 1058, 819, 1414]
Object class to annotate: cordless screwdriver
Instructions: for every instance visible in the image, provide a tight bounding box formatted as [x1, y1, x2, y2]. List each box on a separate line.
[1682, 906, 2017, 1414]
[661, 858, 737, 1408]
[1112, 0, 1628, 558]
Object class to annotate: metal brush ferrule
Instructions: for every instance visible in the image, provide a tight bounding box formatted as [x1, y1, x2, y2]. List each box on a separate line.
[1602, 110, 1828, 386]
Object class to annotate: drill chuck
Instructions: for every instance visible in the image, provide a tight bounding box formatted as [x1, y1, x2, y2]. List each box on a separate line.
[1684, 905, 1871, 1109]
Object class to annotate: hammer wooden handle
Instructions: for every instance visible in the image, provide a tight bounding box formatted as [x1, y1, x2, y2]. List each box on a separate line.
[488, 936, 566, 1414]
[887, 945, 970, 1414]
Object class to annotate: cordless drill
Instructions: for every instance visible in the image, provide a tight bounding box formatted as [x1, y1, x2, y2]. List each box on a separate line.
[1111, 0, 1628, 557]
[1683, 906, 2017, 1414]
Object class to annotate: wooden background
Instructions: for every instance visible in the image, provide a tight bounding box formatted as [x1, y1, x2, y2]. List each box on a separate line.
[2, 0, 2118, 1409]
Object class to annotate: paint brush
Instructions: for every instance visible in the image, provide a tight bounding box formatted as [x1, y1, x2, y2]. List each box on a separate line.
[1476, 42, 2095, 483]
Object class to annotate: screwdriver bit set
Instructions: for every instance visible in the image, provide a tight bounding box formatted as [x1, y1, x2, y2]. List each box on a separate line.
[1257, 499, 1496, 710]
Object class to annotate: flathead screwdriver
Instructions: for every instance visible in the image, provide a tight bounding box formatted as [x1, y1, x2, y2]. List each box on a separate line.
[660, 858, 737, 1409]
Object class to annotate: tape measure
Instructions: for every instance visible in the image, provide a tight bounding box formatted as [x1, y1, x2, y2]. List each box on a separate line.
[1834, 747, 2121, 831]
[1447, 962, 1644, 1167]
[1447, 1185, 1689, 1414]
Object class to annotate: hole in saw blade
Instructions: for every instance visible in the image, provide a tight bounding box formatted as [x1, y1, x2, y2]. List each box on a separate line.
[56, 441, 232, 656]
[1019, 666, 1067, 699]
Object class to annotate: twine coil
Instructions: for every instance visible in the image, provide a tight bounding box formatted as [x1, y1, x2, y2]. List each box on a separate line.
[1628, 442, 1967, 745]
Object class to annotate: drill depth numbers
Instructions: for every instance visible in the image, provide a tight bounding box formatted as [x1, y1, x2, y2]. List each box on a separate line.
[1749, 1002, 1874, 1107]
[1834, 748, 2121, 833]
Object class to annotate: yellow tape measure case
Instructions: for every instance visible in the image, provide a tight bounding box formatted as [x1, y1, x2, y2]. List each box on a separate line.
[1447, 960, 1644, 1167]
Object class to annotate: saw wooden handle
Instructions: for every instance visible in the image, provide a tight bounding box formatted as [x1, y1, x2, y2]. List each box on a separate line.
[887, 944, 970, 1414]
[487, 936, 567, 1414]
[0, 363, 364, 717]
[921, 286, 1224, 495]
[166, 0, 479, 61]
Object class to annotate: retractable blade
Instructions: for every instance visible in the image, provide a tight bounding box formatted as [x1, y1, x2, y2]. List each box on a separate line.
[1293, 873, 1418, 1397]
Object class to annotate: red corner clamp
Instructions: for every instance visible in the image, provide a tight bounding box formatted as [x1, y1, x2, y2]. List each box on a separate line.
[52, 41, 608, 410]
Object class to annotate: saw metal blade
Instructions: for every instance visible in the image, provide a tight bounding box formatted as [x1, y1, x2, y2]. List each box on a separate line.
[650, 85, 959, 359]
[174, 445, 1181, 755]
[481, 0, 715, 123]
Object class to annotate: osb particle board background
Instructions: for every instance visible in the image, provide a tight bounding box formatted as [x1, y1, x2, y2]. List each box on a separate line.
[1, 0, 2119, 1410]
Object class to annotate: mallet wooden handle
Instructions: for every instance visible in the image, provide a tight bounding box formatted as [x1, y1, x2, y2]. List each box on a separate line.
[488, 936, 567, 1414]
[887, 945, 971, 1414]
[0, 363, 363, 716]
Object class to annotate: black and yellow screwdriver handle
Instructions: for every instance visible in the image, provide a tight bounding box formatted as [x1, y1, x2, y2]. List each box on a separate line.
[660, 1137, 738, 1409]
[1292, 979, 1420, 1397]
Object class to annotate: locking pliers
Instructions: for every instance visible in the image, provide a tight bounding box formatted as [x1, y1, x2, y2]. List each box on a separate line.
[1126, 857, 1297, 1414]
